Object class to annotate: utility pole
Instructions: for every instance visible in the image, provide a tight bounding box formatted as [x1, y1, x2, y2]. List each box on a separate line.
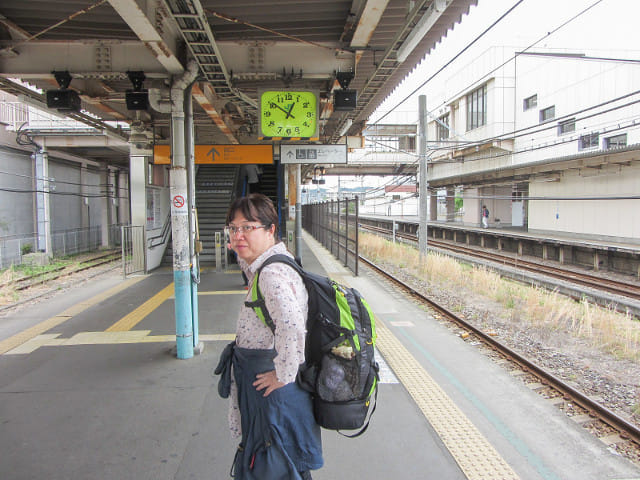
[418, 95, 428, 259]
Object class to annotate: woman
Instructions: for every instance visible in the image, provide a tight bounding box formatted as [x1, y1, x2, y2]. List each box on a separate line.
[215, 193, 323, 480]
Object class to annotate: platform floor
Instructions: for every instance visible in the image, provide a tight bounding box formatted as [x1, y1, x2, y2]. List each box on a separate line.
[1, 232, 640, 479]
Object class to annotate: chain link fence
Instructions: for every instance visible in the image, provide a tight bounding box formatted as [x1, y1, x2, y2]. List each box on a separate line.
[0, 225, 122, 270]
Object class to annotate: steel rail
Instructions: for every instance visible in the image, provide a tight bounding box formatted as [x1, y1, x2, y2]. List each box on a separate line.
[359, 254, 640, 447]
[360, 223, 640, 303]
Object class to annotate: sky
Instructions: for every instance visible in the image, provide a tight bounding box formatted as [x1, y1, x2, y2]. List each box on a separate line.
[371, 0, 640, 124]
[325, 0, 640, 191]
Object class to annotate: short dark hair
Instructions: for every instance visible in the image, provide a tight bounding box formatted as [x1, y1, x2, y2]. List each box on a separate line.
[226, 193, 278, 237]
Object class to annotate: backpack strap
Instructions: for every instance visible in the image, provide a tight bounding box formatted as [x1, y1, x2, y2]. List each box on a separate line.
[244, 254, 304, 334]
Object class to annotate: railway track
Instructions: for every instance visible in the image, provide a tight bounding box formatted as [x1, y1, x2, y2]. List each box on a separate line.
[360, 223, 640, 305]
[360, 254, 640, 451]
[1, 251, 121, 291]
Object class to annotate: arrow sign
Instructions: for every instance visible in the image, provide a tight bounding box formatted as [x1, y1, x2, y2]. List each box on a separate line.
[207, 147, 220, 162]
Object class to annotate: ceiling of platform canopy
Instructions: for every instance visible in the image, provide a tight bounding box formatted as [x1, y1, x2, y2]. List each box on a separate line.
[0, 0, 477, 167]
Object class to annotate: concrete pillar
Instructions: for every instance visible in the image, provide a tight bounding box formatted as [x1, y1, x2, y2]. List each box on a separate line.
[80, 163, 90, 229]
[446, 188, 455, 223]
[129, 154, 147, 271]
[429, 191, 437, 221]
[100, 167, 112, 248]
[34, 147, 52, 255]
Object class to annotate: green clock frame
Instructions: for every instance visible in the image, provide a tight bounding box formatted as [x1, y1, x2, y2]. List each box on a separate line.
[259, 90, 319, 138]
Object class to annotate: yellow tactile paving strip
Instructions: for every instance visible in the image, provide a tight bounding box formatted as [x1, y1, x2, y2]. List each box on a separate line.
[0, 276, 146, 355]
[105, 282, 175, 332]
[376, 321, 520, 480]
[4, 331, 236, 355]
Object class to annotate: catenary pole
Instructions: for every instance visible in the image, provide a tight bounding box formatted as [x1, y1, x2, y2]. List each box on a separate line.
[418, 95, 428, 258]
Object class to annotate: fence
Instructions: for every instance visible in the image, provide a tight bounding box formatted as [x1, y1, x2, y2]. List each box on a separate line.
[0, 226, 119, 269]
[302, 196, 359, 275]
[121, 225, 146, 277]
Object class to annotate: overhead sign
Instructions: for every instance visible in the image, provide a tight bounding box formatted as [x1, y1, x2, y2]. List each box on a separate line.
[280, 144, 347, 164]
[154, 145, 273, 165]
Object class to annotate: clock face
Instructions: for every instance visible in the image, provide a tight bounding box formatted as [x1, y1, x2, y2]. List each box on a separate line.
[259, 91, 318, 138]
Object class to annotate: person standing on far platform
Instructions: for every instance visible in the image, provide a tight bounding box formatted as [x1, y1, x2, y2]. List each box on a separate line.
[482, 205, 489, 228]
[215, 193, 323, 480]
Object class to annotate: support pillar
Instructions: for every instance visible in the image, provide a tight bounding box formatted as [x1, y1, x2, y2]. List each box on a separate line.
[100, 167, 112, 248]
[34, 147, 52, 255]
[429, 191, 438, 221]
[446, 188, 455, 223]
[418, 95, 428, 258]
[80, 163, 90, 229]
[170, 107, 194, 360]
[129, 154, 147, 273]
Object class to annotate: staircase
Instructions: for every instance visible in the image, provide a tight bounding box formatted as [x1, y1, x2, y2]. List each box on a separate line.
[250, 163, 278, 206]
[196, 165, 240, 264]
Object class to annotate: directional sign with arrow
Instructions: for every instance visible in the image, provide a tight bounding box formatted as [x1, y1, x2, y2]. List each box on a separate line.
[153, 145, 273, 164]
[280, 144, 347, 164]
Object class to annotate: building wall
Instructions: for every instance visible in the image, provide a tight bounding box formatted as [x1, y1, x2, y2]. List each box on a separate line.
[529, 163, 640, 240]
[515, 56, 640, 164]
[0, 147, 34, 237]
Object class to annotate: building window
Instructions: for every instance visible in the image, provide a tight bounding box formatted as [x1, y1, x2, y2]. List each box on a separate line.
[539, 106, 555, 123]
[557, 118, 575, 135]
[398, 135, 416, 152]
[579, 133, 599, 150]
[604, 133, 627, 149]
[523, 94, 537, 111]
[436, 114, 449, 141]
[466, 84, 487, 131]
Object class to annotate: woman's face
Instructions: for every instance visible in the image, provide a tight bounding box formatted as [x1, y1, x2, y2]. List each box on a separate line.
[227, 212, 275, 265]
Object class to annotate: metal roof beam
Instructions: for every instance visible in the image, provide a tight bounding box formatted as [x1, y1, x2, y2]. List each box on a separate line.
[107, 0, 184, 74]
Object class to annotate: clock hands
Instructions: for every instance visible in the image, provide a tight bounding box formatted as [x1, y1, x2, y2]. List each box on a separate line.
[285, 102, 296, 119]
[269, 101, 296, 119]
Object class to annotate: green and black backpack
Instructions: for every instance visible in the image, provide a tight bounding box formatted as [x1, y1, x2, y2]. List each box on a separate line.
[245, 254, 379, 437]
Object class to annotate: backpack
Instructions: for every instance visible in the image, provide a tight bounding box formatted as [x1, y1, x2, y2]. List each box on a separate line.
[245, 254, 379, 437]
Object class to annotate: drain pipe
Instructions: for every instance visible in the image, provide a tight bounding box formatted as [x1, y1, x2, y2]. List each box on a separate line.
[150, 60, 199, 359]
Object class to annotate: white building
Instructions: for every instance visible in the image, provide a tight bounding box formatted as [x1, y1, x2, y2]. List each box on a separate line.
[426, 46, 640, 242]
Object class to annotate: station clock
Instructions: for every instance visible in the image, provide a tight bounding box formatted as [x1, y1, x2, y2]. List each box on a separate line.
[259, 90, 318, 138]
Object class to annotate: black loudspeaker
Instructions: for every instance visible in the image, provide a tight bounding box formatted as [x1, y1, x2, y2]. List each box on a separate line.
[126, 90, 149, 110]
[46, 89, 81, 111]
[334, 89, 357, 111]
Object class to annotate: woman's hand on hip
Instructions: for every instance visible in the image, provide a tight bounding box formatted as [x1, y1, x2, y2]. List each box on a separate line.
[253, 370, 285, 397]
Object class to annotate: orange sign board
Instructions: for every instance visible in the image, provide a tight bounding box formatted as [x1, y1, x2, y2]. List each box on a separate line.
[154, 145, 273, 165]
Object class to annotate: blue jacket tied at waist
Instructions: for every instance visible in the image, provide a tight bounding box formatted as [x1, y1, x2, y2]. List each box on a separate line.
[215, 341, 323, 479]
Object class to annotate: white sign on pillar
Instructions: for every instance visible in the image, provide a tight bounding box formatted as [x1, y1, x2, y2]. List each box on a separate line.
[171, 192, 188, 216]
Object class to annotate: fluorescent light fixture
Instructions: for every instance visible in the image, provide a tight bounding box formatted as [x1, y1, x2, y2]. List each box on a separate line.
[396, 0, 449, 64]
[339, 118, 353, 137]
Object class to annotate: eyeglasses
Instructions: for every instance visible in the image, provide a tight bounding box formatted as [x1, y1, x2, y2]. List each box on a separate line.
[226, 225, 268, 235]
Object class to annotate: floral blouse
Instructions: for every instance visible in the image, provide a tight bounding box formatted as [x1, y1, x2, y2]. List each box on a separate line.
[228, 242, 308, 437]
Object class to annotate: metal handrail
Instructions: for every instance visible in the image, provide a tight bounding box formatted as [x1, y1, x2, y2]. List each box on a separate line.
[147, 213, 172, 248]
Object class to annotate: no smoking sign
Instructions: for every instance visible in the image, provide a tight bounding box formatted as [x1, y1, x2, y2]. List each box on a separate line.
[171, 194, 188, 215]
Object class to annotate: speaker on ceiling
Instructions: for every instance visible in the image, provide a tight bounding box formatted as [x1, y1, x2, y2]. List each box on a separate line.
[334, 89, 357, 111]
[46, 89, 81, 112]
[125, 90, 149, 110]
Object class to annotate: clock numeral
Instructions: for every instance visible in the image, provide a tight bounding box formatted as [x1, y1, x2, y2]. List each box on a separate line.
[268, 121, 275, 127]
[264, 111, 271, 117]
[295, 127, 300, 134]
[306, 112, 313, 118]
[285, 93, 293, 101]
[303, 102, 309, 108]
[303, 121, 309, 127]
[277, 127, 283, 134]
[286, 128, 292, 135]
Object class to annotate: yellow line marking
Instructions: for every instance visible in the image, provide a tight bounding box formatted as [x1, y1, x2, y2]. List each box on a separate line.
[0, 276, 146, 355]
[376, 321, 520, 480]
[197, 290, 247, 296]
[3, 331, 236, 355]
[105, 283, 174, 332]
